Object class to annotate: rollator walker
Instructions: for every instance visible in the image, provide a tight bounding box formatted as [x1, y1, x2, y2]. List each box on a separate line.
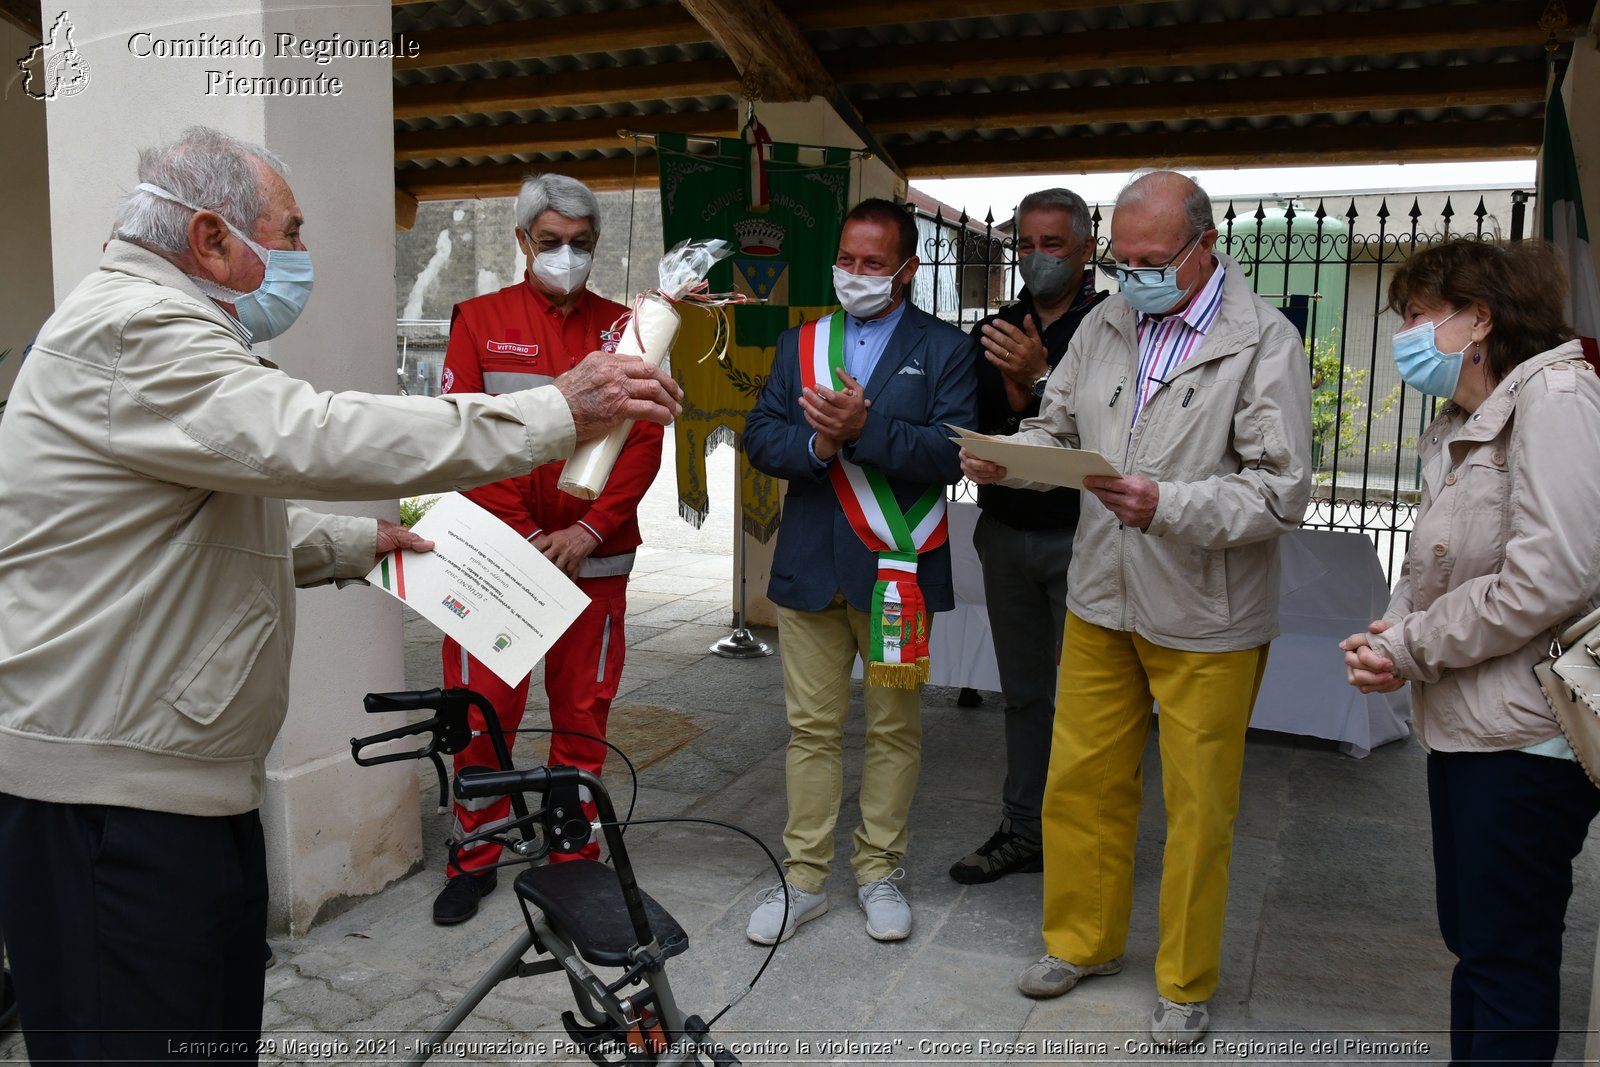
[350, 687, 747, 1067]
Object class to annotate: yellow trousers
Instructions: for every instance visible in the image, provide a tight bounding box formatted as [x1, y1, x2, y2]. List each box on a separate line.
[1041, 612, 1269, 1002]
[777, 596, 923, 893]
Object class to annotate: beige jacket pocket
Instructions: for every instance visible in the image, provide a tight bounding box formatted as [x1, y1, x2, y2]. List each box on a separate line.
[162, 581, 278, 725]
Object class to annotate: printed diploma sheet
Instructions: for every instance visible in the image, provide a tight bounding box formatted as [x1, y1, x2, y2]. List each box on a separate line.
[948, 424, 1121, 489]
[366, 492, 589, 685]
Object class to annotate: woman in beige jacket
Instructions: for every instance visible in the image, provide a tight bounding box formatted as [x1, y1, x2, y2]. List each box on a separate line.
[1342, 239, 1600, 1065]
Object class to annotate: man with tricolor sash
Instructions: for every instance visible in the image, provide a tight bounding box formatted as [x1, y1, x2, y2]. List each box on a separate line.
[743, 199, 977, 946]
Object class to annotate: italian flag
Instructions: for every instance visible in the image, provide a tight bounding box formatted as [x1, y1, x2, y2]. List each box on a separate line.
[1544, 69, 1600, 369]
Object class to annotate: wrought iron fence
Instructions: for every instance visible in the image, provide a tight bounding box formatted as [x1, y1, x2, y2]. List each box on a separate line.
[912, 189, 1533, 582]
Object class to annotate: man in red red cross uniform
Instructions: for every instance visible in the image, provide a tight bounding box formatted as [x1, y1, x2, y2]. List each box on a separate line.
[432, 174, 663, 926]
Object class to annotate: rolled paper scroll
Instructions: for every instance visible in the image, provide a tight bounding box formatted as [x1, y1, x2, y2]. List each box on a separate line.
[556, 292, 682, 500]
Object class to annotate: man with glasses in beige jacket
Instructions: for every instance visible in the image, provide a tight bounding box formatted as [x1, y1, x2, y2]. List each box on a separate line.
[962, 170, 1312, 1049]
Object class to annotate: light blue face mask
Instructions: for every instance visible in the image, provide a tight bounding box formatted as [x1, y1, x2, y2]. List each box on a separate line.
[1115, 234, 1201, 315]
[1391, 306, 1468, 397]
[136, 182, 314, 342]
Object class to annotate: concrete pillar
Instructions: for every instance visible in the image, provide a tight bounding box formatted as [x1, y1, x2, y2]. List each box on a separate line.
[0, 17, 54, 401]
[731, 96, 905, 626]
[41, 0, 419, 935]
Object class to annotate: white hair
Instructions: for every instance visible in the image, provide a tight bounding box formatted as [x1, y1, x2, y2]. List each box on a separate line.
[111, 126, 288, 257]
[515, 173, 600, 238]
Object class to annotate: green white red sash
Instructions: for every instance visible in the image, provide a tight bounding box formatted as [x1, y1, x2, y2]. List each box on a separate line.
[799, 310, 947, 687]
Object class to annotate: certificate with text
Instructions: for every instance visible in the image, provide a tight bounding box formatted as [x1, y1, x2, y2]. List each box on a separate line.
[948, 424, 1121, 489]
[366, 492, 588, 685]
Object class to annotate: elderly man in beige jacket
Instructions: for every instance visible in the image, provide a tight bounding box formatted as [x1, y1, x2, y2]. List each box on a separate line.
[962, 171, 1312, 1048]
[0, 126, 679, 1064]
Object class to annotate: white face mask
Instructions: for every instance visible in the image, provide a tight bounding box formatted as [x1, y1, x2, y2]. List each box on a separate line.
[832, 260, 908, 319]
[530, 240, 593, 295]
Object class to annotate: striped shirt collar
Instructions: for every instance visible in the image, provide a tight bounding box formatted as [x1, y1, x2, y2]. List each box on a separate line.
[1130, 257, 1227, 419]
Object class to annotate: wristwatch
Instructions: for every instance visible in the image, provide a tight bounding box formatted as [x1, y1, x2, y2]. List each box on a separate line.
[1031, 373, 1051, 399]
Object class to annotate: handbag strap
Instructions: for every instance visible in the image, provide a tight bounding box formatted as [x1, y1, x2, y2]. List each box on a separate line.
[1556, 605, 1600, 651]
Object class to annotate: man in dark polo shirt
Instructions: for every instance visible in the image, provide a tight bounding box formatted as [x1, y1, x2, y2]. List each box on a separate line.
[950, 188, 1108, 884]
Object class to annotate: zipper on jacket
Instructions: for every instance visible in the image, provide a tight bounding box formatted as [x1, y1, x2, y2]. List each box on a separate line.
[1109, 374, 1125, 408]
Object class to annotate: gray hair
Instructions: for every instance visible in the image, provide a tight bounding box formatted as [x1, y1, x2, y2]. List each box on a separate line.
[1017, 188, 1092, 246]
[1116, 170, 1215, 239]
[515, 173, 600, 238]
[111, 126, 288, 257]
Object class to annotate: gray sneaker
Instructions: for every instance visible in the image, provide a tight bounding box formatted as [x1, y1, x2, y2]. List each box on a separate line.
[746, 882, 827, 945]
[1150, 996, 1210, 1047]
[856, 868, 911, 941]
[1015, 953, 1123, 998]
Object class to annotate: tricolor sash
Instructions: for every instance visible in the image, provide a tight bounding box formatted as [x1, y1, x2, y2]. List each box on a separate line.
[799, 311, 947, 688]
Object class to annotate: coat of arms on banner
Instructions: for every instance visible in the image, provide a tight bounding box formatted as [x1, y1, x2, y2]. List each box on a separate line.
[733, 218, 789, 304]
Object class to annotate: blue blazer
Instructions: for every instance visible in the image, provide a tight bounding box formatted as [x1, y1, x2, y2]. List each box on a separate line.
[744, 302, 979, 613]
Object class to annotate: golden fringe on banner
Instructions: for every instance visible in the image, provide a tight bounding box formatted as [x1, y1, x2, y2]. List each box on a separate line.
[866, 659, 931, 689]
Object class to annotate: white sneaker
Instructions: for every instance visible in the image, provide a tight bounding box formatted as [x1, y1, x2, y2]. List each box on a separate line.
[856, 868, 911, 941]
[1150, 996, 1210, 1048]
[746, 882, 828, 945]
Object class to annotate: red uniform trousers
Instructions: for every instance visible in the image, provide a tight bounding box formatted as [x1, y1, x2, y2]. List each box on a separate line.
[443, 573, 628, 870]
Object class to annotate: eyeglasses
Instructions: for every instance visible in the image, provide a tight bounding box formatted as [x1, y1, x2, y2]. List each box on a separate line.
[1095, 231, 1201, 284]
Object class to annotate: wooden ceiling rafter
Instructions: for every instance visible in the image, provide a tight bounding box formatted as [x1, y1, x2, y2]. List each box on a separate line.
[393, 58, 739, 120]
[860, 62, 1548, 134]
[392, 0, 1178, 72]
[397, 116, 1543, 201]
[893, 117, 1546, 177]
[394, 2, 1572, 124]
[393, 5, 708, 71]
[677, 0, 834, 100]
[396, 109, 741, 161]
[782, 0, 1172, 32]
[829, 1, 1577, 84]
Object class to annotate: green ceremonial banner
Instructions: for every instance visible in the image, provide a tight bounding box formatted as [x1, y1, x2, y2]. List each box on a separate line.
[656, 132, 852, 540]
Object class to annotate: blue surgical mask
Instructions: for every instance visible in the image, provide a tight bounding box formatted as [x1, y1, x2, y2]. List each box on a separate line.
[136, 182, 314, 342]
[1117, 238, 1200, 315]
[1391, 306, 1468, 397]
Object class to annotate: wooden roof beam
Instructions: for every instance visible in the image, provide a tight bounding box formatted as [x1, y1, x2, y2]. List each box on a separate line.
[783, 0, 1170, 32]
[395, 110, 742, 162]
[393, 59, 739, 120]
[394, 6, 710, 71]
[892, 118, 1545, 178]
[830, 2, 1585, 84]
[675, 0, 904, 175]
[677, 0, 833, 101]
[862, 62, 1548, 134]
[389, 0, 1174, 73]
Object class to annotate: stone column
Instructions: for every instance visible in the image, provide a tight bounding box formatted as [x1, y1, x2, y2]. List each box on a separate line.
[731, 96, 906, 626]
[41, 0, 419, 936]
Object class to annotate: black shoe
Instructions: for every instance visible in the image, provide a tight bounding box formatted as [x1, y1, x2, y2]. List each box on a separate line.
[948, 819, 1043, 884]
[432, 870, 498, 926]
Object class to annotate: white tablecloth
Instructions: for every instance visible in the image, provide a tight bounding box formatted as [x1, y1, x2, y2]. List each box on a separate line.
[865, 503, 1411, 757]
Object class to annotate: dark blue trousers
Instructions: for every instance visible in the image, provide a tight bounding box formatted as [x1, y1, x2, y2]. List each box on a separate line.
[0, 792, 267, 1065]
[1428, 749, 1600, 1065]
